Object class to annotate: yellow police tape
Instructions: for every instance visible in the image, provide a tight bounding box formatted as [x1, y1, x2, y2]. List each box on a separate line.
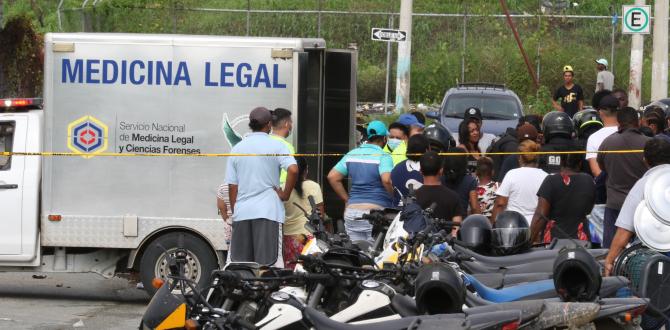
[0, 150, 644, 157]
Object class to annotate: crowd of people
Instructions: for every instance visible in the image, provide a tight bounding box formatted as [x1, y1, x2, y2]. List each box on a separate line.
[218, 65, 670, 275]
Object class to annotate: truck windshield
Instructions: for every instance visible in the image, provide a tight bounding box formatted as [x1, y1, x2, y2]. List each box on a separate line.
[0, 121, 14, 170]
[442, 95, 521, 120]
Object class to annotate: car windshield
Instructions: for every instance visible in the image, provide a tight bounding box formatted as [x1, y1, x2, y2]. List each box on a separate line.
[442, 95, 521, 120]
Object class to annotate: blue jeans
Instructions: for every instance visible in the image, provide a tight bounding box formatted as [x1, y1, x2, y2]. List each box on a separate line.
[603, 207, 620, 248]
[343, 208, 374, 242]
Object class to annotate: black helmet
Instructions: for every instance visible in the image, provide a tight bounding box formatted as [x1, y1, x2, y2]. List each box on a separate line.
[553, 248, 602, 302]
[572, 109, 603, 140]
[542, 111, 575, 142]
[423, 121, 455, 152]
[458, 215, 492, 254]
[414, 263, 464, 314]
[491, 211, 530, 256]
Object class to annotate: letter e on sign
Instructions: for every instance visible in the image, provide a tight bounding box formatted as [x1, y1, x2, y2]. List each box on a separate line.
[622, 5, 651, 34]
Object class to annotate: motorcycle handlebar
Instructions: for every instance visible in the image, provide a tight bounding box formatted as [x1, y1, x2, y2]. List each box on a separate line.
[303, 273, 333, 282]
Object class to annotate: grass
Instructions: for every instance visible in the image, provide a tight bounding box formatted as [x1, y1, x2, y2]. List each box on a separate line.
[1, 0, 666, 113]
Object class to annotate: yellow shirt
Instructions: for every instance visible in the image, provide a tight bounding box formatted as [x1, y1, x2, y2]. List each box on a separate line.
[269, 134, 296, 185]
[283, 180, 323, 236]
[384, 141, 407, 166]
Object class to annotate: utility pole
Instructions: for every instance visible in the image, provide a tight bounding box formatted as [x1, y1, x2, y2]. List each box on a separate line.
[628, 0, 645, 110]
[384, 15, 394, 114]
[651, 0, 669, 101]
[500, 0, 539, 90]
[395, 0, 412, 113]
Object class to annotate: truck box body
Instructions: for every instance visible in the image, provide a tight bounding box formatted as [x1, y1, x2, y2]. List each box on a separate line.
[41, 33, 313, 249]
[0, 33, 356, 282]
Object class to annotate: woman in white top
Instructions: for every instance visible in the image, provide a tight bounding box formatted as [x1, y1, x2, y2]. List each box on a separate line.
[491, 140, 548, 225]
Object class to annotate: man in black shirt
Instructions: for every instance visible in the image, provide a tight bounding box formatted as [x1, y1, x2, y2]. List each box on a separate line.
[415, 151, 463, 225]
[538, 111, 579, 174]
[597, 107, 651, 248]
[552, 65, 584, 117]
[530, 153, 595, 242]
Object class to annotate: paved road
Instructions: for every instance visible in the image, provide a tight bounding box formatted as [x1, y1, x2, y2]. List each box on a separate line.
[0, 272, 150, 330]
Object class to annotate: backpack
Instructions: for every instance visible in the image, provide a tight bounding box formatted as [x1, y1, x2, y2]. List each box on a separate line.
[401, 201, 428, 233]
[487, 130, 518, 181]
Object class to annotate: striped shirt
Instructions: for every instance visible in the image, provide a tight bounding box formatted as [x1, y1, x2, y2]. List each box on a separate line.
[333, 143, 393, 207]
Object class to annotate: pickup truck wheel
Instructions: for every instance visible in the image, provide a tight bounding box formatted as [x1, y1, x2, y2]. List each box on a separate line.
[139, 232, 217, 295]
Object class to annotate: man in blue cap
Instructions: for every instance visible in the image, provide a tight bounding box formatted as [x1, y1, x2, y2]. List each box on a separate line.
[385, 113, 426, 165]
[328, 120, 394, 241]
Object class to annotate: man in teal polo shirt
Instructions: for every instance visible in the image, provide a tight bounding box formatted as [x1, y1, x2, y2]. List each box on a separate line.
[327, 120, 394, 241]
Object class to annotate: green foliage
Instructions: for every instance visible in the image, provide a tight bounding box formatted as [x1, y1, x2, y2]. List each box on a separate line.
[525, 85, 554, 115]
[0, 15, 43, 97]
[366, 113, 401, 127]
[358, 62, 388, 102]
[0, 0, 665, 105]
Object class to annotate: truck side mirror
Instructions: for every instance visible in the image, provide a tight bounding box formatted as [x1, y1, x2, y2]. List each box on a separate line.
[426, 111, 440, 120]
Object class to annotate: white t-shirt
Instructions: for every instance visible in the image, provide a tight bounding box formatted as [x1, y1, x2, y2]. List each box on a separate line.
[596, 71, 614, 92]
[496, 167, 548, 225]
[585, 126, 618, 160]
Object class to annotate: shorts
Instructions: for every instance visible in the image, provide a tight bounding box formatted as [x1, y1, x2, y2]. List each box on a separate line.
[227, 219, 283, 268]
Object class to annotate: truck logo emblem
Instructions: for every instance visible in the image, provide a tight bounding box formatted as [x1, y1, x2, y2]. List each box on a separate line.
[67, 115, 108, 158]
[221, 113, 247, 148]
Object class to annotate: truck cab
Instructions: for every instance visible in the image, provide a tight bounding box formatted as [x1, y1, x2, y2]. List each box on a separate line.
[0, 99, 41, 265]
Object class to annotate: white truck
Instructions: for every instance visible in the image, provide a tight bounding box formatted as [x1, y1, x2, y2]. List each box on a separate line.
[0, 33, 356, 292]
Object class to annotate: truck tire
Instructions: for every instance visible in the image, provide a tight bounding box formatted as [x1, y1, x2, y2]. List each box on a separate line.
[139, 232, 218, 295]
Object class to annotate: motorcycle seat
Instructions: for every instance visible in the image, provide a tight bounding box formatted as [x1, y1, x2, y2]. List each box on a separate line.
[599, 276, 630, 298]
[461, 258, 555, 275]
[465, 301, 543, 323]
[464, 275, 629, 304]
[464, 274, 557, 303]
[390, 294, 418, 317]
[303, 307, 467, 330]
[472, 273, 553, 289]
[453, 244, 609, 267]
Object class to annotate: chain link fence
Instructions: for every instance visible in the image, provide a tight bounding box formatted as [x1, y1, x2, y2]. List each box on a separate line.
[53, 1, 661, 112]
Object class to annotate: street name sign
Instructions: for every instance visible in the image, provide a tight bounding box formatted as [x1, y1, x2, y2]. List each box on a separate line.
[622, 5, 651, 34]
[371, 28, 407, 42]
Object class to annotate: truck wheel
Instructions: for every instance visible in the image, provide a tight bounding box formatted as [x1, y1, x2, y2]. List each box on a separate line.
[139, 232, 218, 295]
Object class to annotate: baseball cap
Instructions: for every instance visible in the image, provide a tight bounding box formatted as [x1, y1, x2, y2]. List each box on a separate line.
[563, 65, 574, 73]
[249, 106, 272, 125]
[598, 94, 619, 110]
[464, 107, 482, 122]
[517, 123, 538, 142]
[366, 120, 388, 138]
[595, 58, 609, 67]
[397, 113, 425, 128]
